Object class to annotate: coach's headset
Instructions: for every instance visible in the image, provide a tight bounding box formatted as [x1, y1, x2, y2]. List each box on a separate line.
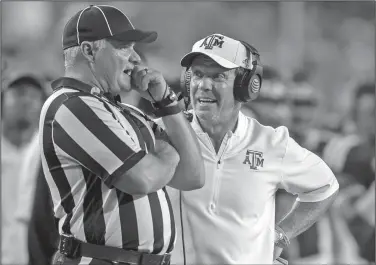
[180, 40, 263, 111]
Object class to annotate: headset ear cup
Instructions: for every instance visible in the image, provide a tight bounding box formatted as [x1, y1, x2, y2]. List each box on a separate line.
[234, 70, 249, 102]
[233, 73, 243, 102]
[248, 75, 261, 101]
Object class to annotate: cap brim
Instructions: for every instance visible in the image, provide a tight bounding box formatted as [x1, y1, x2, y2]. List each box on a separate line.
[110, 29, 157, 43]
[180, 51, 239, 69]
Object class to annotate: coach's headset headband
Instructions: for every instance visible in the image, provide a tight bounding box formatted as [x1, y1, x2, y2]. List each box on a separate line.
[180, 40, 263, 110]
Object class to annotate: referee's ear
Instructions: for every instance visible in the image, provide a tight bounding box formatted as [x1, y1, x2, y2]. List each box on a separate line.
[81, 41, 95, 63]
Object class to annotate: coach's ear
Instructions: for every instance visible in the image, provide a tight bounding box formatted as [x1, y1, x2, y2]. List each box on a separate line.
[80, 41, 95, 63]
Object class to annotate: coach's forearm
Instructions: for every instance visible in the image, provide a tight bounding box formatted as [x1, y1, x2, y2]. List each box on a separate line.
[277, 190, 338, 239]
[162, 104, 205, 190]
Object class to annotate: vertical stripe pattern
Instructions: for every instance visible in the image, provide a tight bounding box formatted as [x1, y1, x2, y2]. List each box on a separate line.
[164, 188, 176, 253]
[149, 192, 164, 253]
[39, 83, 175, 256]
[117, 190, 139, 250]
[43, 93, 75, 234]
[82, 167, 106, 245]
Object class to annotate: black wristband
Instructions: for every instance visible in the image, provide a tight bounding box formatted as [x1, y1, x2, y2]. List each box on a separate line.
[153, 104, 181, 118]
[152, 88, 178, 109]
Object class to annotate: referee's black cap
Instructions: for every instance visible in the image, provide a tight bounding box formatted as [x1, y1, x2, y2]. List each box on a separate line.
[62, 5, 157, 50]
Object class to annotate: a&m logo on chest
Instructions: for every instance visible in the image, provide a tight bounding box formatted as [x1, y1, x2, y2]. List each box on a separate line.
[243, 150, 264, 170]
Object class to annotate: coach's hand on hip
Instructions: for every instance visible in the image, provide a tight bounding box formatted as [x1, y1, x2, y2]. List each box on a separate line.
[131, 65, 168, 102]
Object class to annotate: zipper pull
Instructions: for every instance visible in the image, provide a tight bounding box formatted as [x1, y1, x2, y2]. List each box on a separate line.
[217, 160, 221, 169]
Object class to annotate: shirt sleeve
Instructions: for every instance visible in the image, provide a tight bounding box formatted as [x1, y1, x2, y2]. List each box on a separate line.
[52, 95, 146, 187]
[280, 136, 339, 202]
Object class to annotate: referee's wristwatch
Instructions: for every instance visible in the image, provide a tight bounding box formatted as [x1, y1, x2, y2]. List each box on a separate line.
[274, 226, 290, 249]
[152, 88, 178, 109]
[152, 88, 181, 117]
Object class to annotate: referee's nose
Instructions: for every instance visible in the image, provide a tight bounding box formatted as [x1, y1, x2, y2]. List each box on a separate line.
[129, 49, 141, 65]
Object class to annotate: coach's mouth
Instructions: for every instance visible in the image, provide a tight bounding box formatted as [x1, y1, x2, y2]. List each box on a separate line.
[197, 97, 217, 105]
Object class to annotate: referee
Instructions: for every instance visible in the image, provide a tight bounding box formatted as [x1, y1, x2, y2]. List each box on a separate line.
[39, 5, 205, 265]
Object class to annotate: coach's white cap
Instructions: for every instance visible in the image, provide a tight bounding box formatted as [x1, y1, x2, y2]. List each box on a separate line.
[181, 33, 253, 70]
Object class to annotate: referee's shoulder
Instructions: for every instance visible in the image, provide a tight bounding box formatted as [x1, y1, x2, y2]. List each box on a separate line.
[42, 88, 109, 120]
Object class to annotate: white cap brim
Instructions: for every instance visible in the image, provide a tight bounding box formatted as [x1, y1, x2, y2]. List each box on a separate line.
[180, 51, 239, 69]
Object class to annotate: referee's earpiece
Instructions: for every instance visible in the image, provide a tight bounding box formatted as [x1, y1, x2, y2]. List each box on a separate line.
[233, 41, 263, 102]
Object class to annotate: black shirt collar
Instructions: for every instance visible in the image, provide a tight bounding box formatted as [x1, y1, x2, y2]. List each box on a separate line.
[51, 77, 121, 103]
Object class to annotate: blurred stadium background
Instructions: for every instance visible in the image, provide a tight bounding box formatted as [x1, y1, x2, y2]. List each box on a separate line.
[1, 1, 375, 265]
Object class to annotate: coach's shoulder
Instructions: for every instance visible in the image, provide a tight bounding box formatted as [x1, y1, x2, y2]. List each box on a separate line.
[240, 115, 290, 158]
[249, 117, 290, 145]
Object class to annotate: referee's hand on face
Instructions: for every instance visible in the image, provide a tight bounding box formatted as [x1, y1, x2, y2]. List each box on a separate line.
[131, 65, 168, 102]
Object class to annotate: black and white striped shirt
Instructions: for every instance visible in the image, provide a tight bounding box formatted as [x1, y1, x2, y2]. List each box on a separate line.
[39, 77, 175, 257]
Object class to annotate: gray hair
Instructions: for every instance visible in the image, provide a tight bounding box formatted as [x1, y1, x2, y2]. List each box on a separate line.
[63, 39, 107, 69]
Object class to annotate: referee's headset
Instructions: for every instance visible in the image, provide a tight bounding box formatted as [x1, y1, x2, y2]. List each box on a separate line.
[180, 40, 263, 111]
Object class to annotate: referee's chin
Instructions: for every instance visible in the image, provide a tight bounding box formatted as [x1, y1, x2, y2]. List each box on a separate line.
[118, 80, 133, 93]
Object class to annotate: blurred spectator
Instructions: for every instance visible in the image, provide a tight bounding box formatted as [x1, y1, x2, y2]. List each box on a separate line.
[1, 72, 46, 265]
[285, 70, 320, 146]
[246, 66, 291, 126]
[323, 82, 375, 188]
[11, 74, 59, 265]
[323, 82, 375, 264]
[281, 71, 339, 264]
[18, 134, 59, 265]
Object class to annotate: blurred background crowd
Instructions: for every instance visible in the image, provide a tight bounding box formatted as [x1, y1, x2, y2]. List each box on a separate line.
[1, 1, 375, 265]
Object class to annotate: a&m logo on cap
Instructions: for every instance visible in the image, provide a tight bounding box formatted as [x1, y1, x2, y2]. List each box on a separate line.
[200, 34, 224, 50]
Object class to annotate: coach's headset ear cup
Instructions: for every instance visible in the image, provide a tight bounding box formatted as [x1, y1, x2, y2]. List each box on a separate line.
[233, 42, 263, 102]
[248, 74, 262, 101]
[233, 70, 251, 102]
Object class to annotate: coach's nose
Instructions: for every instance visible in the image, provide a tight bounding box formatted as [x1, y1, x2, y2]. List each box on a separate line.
[198, 77, 213, 91]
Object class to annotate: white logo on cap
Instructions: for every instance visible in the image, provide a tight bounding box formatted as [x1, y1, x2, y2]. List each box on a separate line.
[251, 78, 260, 93]
[242, 58, 250, 68]
[199, 34, 224, 50]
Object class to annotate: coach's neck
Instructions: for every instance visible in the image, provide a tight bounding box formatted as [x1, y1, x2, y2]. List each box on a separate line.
[197, 110, 239, 154]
